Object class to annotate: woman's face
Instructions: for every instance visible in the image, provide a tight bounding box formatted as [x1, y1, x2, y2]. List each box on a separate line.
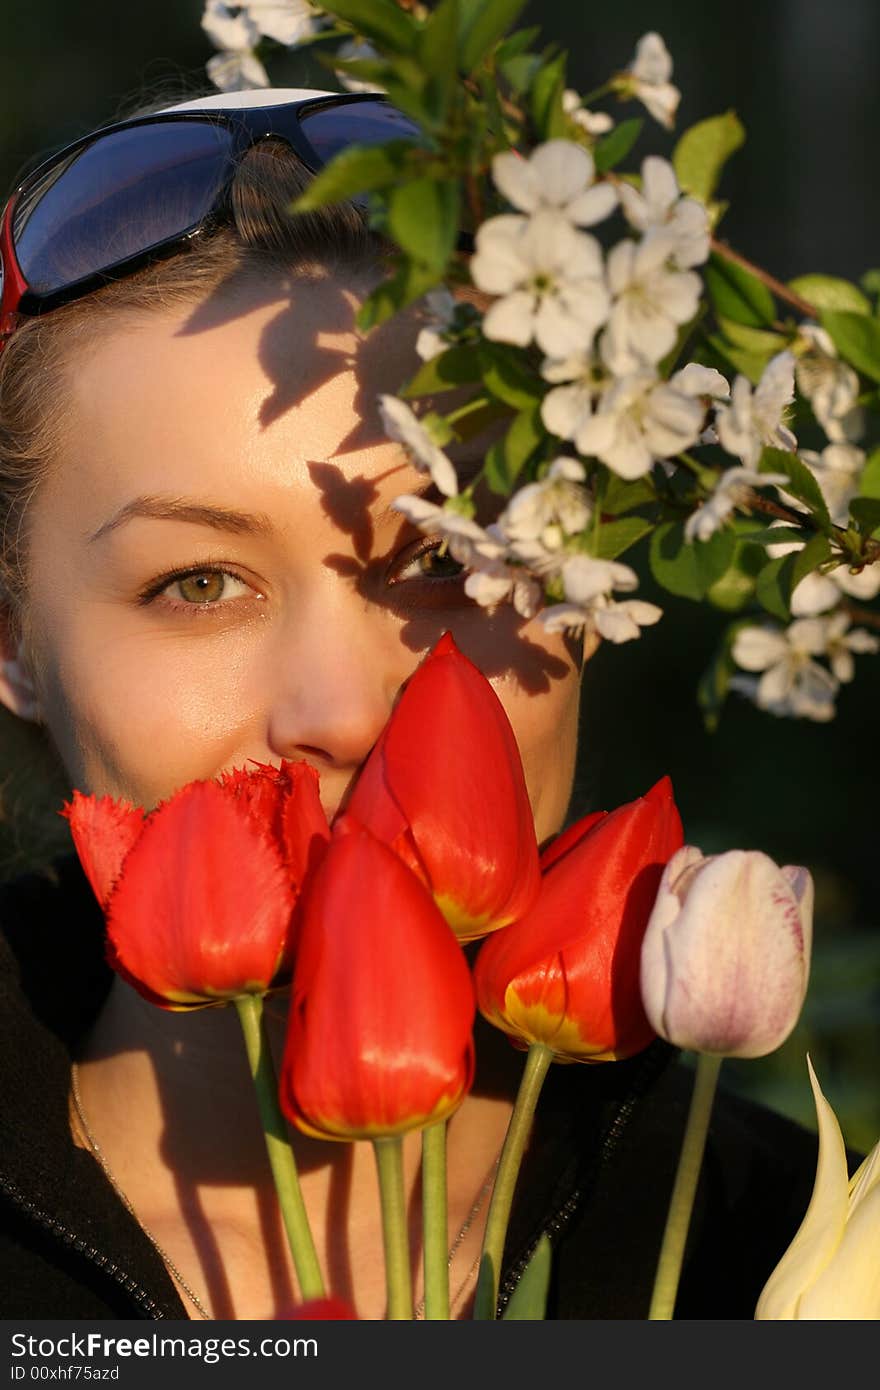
[13, 269, 587, 846]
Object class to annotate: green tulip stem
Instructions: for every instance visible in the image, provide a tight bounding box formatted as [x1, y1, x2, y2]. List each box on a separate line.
[234, 994, 325, 1301]
[421, 1120, 449, 1320]
[473, 1042, 554, 1320]
[372, 1137, 414, 1319]
[648, 1051, 723, 1320]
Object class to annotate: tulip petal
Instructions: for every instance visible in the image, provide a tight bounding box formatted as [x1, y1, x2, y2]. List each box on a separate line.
[795, 1180, 880, 1318]
[106, 781, 295, 1008]
[62, 791, 145, 909]
[475, 777, 683, 1059]
[755, 1057, 850, 1319]
[641, 848, 810, 1056]
[282, 818, 475, 1139]
[539, 809, 607, 871]
[347, 632, 541, 940]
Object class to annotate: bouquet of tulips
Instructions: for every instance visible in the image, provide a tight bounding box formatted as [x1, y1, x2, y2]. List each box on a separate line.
[63, 632, 879, 1320]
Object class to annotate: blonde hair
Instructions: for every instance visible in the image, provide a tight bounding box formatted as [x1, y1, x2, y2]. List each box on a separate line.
[0, 133, 392, 632]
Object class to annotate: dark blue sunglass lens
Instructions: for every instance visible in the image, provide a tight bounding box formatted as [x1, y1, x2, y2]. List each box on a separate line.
[298, 99, 422, 166]
[13, 121, 234, 296]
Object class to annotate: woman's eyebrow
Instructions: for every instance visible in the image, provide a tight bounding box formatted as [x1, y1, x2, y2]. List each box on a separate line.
[88, 495, 275, 543]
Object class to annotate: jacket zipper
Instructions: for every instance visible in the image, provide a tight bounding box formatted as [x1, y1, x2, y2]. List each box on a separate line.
[496, 1046, 673, 1316]
[0, 1173, 171, 1319]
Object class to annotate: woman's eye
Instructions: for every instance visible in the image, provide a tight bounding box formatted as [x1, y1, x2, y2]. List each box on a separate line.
[393, 541, 466, 583]
[146, 569, 255, 608]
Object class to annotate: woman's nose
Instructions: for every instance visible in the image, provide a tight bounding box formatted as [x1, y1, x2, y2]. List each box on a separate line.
[264, 600, 409, 777]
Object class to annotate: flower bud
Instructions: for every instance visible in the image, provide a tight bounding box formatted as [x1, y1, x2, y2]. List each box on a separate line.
[756, 1057, 880, 1319]
[640, 846, 813, 1057]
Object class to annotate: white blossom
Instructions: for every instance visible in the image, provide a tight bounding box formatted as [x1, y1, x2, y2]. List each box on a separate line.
[796, 442, 865, 526]
[618, 157, 710, 268]
[574, 369, 706, 479]
[795, 324, 864, 443]
[470, 211, 610, 357]
[669, 363, 730, 399]
[245, 1, 323, 46]
[207, 47, 270, 91]
[415, 286, 456, 362]
[537, 555, 662, 643]
[715, 351, 797, 468]
[605, 231, 702, 366]
[390, 495, 492, 564]
[498, 457, 592, 546]
[562, 90, 614, 135]
[621, 32, 681, 130]
[202, 0, 260, 51]
[732, 620, 840, 721]
[378, 396, 458, 498]
[540, 349, 600, 449]
[822, 611, 879, 682]
[538, 593, 662, 642]
[685, 466, 788, 544]
[492, 140, 618, 227]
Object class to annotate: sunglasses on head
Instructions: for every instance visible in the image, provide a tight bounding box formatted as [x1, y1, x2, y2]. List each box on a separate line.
[0, 89, 425, 350]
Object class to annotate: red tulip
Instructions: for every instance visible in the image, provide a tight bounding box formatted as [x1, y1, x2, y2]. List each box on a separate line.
[280, 816, 476, 1140]
[474, 777, 684, 1061]
[345, 631, 540, 942]
[62, 761, 330, 1010]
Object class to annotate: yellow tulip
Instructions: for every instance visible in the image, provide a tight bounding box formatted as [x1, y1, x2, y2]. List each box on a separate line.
[755, 1056, 880, 1318]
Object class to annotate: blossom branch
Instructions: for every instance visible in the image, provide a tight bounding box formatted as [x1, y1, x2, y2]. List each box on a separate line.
[710, 238, 817, 320]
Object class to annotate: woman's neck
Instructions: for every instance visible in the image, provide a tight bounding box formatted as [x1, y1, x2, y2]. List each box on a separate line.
[72, 976, 519, 1318]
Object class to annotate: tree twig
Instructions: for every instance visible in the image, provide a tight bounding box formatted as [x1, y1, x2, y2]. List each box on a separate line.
[710, 238, 817, 319]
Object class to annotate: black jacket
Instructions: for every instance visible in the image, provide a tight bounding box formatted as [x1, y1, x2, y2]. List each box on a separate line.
[0, 854, 829, 1320]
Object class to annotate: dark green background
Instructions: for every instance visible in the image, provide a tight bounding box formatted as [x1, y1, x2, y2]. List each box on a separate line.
[0, 0, 877, 1147]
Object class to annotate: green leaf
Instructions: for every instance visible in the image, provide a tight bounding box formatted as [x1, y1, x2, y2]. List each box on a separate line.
[856, 446, 880, 499]
[495, 25, 541, 61]
[760, 447, 831, 531]
[500, 51, 543, 94]
[787, 274, 871, 316]
[705, 333, 767, 384]
[706, 251, 776, 327]
[478, 343, 543, 409]
[530, 51, 567, 139]
[290, 141, 413, 212]
[649, 521, 704, 600]
[458, 0, 529, 72]
[484, 402, 544, 494]
[755, 532, 831, 619]
[755, 554, 794, 620]
[602, 472, 656, 516]
[593, 516, 654, 559]
[791, 532, 832, 588]
[318, 0, 416, 53]
[672, 110, 745, 203]
[401, 346, 484, 398]
[717, 316, 788, 356]
[693, 526, 737, 589]
[860, 268, 880, 298]
[705, 541, 765, 611]
[745, 525, 812, 548]
[593, 118, 643, 173]
[356, 259, 440, 331]
[848, 497, 880, 535]
[388, 178, 460, 272]
[417, 0, 458, 91]
[819, 309, 880, 384]
[502, 1236, 553, 1320]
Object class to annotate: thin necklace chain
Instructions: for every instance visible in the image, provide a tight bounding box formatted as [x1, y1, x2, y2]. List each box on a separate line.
[413, 1151, 501, 1320]
[69, 1062, 212, 1320]
[71, 1062, 500, 1322]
